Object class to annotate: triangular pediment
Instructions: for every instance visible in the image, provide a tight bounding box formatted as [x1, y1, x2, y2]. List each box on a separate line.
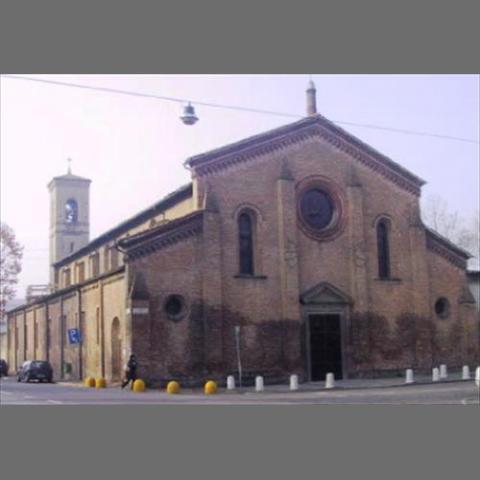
[185, 114, 424, 196]
[300, 282, 353, 305]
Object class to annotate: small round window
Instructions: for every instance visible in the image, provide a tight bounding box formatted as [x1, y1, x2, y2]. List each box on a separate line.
[434, 297, 450, 319]
[164, 295, 187, 321]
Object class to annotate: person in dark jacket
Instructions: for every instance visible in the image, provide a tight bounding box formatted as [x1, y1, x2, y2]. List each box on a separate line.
[121, 354, 138, 389]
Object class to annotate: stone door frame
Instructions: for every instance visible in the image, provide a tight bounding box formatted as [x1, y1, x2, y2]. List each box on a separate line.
[300, 282, 353, 381]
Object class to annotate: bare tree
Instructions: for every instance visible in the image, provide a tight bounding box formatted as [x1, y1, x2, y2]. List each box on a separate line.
[421, 194, 479, 265]
[0, 222, 23, 318]
[457, 212, 480, 263]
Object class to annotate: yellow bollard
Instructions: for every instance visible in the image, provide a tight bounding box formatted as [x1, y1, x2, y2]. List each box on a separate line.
[133, 379, 146, 392]
[95, 377, 107, 389]
[166, 381, 180, 394]
[204, 380, 217, 395]
[84, 377, 95, 388]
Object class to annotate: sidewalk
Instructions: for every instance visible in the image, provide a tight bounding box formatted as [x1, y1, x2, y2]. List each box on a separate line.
[261, 372, 474, 394]
[56, 371, 476, 394]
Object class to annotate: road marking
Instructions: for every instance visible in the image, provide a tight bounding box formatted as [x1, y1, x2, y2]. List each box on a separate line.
[47, 400, 63, 404]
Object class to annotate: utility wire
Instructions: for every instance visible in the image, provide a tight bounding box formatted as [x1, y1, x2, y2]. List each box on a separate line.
[2, 74, 479, 145]
[2, 74, 300, 118]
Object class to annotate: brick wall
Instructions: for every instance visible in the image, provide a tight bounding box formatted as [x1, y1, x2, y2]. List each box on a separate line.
[7, 129, 477, 385]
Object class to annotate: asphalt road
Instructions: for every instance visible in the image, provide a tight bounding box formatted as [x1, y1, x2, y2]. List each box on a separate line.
[1, 376, 479, 404]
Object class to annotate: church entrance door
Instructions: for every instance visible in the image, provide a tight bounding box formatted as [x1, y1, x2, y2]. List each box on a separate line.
[308, 314, 343, 381]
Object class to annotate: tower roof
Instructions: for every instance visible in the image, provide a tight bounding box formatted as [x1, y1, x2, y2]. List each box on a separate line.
[48, 159, 91, 188]
[47, 172, 91, 189]
[51, 172, 91, 182]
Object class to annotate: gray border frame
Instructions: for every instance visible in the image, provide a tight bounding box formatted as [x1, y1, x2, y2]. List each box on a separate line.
[1, 2, 480, 73]
[1, 2, 479, 480]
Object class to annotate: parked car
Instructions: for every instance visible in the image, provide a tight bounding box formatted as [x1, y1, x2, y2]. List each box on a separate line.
[0, 359, 8, 377]
[17, 360, 53, 383]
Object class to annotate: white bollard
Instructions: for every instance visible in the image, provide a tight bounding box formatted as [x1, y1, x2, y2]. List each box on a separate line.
[439, 364, 448, 379]
[289, 374, 299, 391]
[462, 366, 470, 380]
[432, 368, 440, 382]
[325, 373, 335, 389]
[475, 367, 480, 388]
[227, 375, 236, 390]
[405, 369, 414, 384]
[255, 376, 264, 392]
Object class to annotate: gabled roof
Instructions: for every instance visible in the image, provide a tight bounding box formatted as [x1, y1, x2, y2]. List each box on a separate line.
[118, 210, 204, 260]
[185, 114, 426, 196]
[425, 227, 472, 259]
[425, 227, 472, 269]
[54, 183, 192, 268]
[458, 285, 476, 304]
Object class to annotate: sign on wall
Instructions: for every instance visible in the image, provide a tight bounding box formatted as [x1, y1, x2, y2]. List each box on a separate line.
[68, 328, 81, 345]
[126, 307, 149, 315]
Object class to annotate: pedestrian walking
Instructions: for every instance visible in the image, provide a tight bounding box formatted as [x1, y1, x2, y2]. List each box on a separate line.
[121, 354, 138, 389]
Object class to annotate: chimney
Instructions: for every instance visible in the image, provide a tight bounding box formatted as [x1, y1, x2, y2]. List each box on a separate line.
[306, 79, 317, 116]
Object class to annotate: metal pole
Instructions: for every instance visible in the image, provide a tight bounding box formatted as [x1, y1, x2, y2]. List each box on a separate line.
[78, 289, 83, 380]
[234, 326, 242, 388]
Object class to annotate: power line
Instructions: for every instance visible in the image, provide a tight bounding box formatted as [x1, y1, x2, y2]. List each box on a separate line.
[1, 74, 301, 117]
[2, 74, 479, 145]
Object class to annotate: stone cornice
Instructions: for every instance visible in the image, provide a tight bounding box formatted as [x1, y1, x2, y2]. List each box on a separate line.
[186, 115, 425, 196]
[6, 266, 126, 317]
[426, 230, 469, 269]
[122, 211, 204, 261]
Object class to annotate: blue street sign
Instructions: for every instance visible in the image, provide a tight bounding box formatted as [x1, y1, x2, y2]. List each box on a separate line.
[68, 328, 81, 345]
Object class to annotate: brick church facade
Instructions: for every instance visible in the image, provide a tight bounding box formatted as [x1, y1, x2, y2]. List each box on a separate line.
[6, 83, 479, 385]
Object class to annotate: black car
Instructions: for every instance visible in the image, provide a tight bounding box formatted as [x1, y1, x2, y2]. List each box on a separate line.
[17, 360, 53, 383]
[0, 359, 8, 377]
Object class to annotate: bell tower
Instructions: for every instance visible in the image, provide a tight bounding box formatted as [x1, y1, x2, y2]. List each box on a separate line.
[48, 160, 91, 284]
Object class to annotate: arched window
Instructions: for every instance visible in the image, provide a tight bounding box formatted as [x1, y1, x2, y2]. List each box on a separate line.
[377, 220, 390, 279]
[238, 211, 254, 275]
[65, 199, 78, 224]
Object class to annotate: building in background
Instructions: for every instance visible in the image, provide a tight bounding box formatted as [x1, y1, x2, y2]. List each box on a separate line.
[467, 270, 480, 312]
[1, 299, 24, 365]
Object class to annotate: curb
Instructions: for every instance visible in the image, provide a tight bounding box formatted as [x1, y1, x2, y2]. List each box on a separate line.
[237, 378, 475, 395]
[56, 381, 124, 388]
[52, 377, 475, 395]
[327, 377, 475, 392]
[56, 382, 84, 388]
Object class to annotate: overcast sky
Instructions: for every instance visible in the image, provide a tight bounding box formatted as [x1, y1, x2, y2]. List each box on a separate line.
[1, 74, 479, 298]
